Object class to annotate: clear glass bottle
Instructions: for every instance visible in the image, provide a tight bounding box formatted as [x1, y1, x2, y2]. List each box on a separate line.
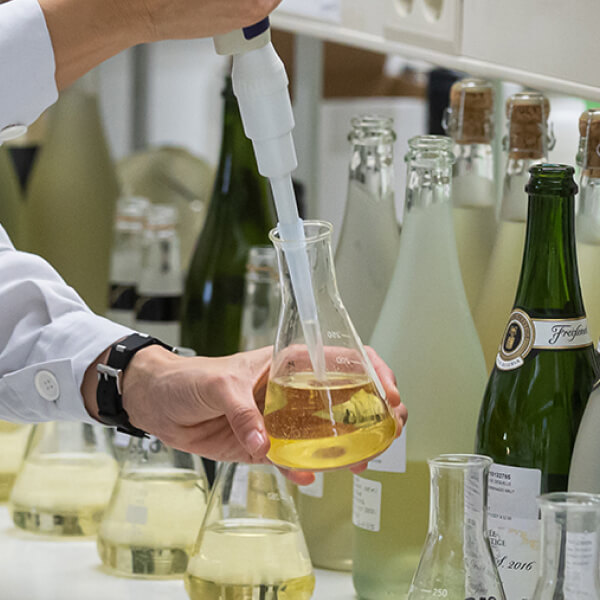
[443, 78, 497, 311]
[10, 422, 118, 536]
[476, 165, 599, 600]
[134, 204, 182, 347]
[264, 220, 397, 472]
[106, 196, 150, 329]
[575, 108, 600, 345]
[533, 492, 600, 600]
[475, 92, 554, 371]
[354, 136, 487, 599]
[408, 455, 505, 600]
[24, 73, 119, 314]
[97, 436, 209, 578]
[334, 115, 400, 343]
[239, 246, 280, 352]
[0, 422, 32, 502]
[185, 462, 315, 599]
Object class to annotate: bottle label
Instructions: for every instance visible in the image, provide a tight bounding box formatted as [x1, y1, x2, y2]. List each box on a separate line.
[487, 463, 542, 600]
[496, 310, 592, 371]
[352, 475, 382, 532]
[565, 531, 598, 598]
[298, 472, 324, 498]
[367, 428, 407, 474]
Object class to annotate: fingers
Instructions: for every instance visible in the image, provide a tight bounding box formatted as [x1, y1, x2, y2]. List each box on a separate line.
[278, 467, 316, 486]
[350, 462, 368, 475]
[225, 397, 271, 459]
[365, 346, 401, 407]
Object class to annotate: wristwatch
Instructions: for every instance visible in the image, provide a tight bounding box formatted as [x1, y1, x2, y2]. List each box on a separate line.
[96, 333, 172, 438]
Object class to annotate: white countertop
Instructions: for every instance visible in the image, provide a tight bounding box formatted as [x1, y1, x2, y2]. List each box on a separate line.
[0, 506, 356, 600]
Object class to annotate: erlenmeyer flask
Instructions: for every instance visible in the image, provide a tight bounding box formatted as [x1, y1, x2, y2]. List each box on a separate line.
[408, 454, 506, 600]
[185, 462, 315, 599]
[97, 436, 208, 578]
[0, 422, 32, 501]
[533, 492, 600, 600]
[9, 422, 118, 536]
[265, 220, 397, 471]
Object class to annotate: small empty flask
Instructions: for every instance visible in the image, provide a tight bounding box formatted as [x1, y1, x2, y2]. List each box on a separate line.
[10, 422, 118, 536]
[264, 220, 397, 471]
[408, 454, 506, 600]
[97, 436, 208, 578]
[532, 492, 600, 600]
[185, 462, 315, 599]
[0, 422, 31, 501]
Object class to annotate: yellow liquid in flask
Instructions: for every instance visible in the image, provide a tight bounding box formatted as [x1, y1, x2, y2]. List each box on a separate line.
[264, 373, 396, 471]
[185, 518, 315, 600]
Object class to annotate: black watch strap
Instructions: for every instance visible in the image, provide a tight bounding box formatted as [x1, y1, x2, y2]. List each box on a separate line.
[96, 333, 172, 438]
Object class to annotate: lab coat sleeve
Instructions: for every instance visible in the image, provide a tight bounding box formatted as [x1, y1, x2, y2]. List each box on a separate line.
[0, 225, 133, 424]
[0, 0, 58, 133]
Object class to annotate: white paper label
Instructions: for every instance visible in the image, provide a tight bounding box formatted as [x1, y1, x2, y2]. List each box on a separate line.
[299, 472, 324, 498]
[278, 0, 342, 23]
[352, 476, 382, 532]
[487, 464, 542, 600]
[532, 318, 592, 349]
[368, 428, 407, 474]
[565, 532, 598, 598]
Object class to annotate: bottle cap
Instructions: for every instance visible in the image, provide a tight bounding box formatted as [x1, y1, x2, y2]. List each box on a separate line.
[577, 109, 600, 177]
[445, 78, 494, 144]
[115, 196, 150, 231]
[146, 204, 178, 230]
[505, 92, 553, 160]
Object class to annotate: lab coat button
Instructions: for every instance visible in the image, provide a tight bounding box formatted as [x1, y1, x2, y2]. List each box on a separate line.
[34, 370, 60, 401]
[0, 124, 27, 143]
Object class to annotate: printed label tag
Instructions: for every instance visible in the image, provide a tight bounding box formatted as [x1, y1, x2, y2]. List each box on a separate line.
[565, 532, 598, 598]
[299, 472, 324, 498]
[496, 310, 591, 371]
[487, 464, 542, 600]
[352, 476, 382, 532]
[368, 428, 407, 474]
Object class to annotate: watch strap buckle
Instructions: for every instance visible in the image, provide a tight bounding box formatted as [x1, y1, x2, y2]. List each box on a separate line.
[97, 363, 124, 395]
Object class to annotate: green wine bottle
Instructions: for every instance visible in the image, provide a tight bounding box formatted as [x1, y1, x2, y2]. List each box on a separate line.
[476, 164, 599, 600]
[181, 77, 275, 357]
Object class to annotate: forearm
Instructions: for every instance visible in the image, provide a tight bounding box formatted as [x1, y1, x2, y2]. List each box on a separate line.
[38, 0, 144, 90]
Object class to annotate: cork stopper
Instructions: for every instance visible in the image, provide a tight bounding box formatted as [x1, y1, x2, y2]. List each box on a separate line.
[578, 109, 600, 177]
[446, 78, 494, 144]
[505, 92, 552, 160]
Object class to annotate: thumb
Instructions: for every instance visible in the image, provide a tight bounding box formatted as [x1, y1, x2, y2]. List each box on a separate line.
[224, 389, 271, 459]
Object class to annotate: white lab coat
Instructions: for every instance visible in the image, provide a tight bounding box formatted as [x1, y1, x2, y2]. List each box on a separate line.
[0, 0, 132, 422]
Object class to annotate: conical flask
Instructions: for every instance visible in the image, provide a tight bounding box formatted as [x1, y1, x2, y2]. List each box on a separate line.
[97, 436, 208, 578]
[264, 220, 397, 472]
[408, 455, 506, 600]
[532, 492, 600, 600]
[9, 422, 118, 536]
[0, 422, 32, 502]
[185, 462, 315, 599]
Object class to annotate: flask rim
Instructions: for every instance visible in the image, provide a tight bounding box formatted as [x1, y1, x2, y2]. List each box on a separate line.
[269, 220, 333, 246]
[428, 453, 493, 469]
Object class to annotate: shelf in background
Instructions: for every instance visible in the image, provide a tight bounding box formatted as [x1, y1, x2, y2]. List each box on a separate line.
[273, 0, 600, 101]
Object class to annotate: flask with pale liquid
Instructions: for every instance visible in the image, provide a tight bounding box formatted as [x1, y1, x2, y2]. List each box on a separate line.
[443, 78, 497, 311]
[354, 136, 487, 599]
[264, 220, 396, 472]
[408, 455, 505, 600]
[24, 73, 119, 314]
[97, 436, 208, 578]
[106, 196, 149, 329]
[575, 109, 600, 344]
[185, 462, 315, 599]
[0, 422, 31, 501]
[134, 204, 183, 347]
[10, 422, 118, 536]
[475, 92, 554, 371]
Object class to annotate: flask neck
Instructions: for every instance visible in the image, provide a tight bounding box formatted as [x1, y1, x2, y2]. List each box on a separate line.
[514, 190, 583, 315]
[576, 175, 600, 244]
[499, 156, 548, 222]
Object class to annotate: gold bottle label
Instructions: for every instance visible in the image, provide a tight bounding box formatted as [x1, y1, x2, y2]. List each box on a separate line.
[496, 310, 592, 371]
